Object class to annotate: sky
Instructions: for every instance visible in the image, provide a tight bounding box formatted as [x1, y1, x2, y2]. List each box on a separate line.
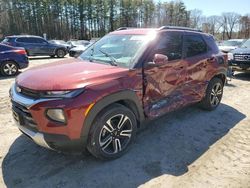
[159, 0, 250, 16]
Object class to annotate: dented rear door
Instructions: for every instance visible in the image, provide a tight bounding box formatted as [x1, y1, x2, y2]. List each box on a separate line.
[143, 31, 188, 118]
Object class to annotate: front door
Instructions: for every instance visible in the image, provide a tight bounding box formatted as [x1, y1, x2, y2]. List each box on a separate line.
[143, 31, 188, 118]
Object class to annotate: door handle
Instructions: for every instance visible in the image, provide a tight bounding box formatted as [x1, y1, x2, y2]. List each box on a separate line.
[175, 66, 184, 70]
[207, 57, 215, 63]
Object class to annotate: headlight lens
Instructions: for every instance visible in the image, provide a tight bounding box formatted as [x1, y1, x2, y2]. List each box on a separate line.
[228, 53, 234, 61]
[46, 109, 66, 124]
[42, 88, 84, 98]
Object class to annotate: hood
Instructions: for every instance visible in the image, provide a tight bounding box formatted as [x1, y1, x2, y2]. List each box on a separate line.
[71, 46, 87, 51]
[16, 59, 129, 91]
[218, 46, 237, 52]
[231, 47, 250, 54]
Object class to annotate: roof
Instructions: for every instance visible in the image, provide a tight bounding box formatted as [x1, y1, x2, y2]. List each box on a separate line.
[110, 26, 204, 35]
[110, 28, 157, 35]
[6, 35, 43, 38]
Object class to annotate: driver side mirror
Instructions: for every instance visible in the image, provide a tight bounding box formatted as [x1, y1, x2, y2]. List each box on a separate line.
[145, 54, 168, 68]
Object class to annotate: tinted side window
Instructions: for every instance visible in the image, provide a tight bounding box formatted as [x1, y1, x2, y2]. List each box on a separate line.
[16, 37, 29, 43]
[184, 35, 207, 57]
[35, 38, 47, 44]
[153, 32, 183, 61]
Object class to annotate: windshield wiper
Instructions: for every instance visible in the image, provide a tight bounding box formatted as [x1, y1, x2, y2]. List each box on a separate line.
[99, 49, 117, 66]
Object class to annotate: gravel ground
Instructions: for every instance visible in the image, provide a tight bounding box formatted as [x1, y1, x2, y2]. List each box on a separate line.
[0, 57, 250, 188]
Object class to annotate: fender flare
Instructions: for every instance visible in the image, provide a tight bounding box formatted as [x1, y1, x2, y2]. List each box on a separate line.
[80, 90, 145, 143]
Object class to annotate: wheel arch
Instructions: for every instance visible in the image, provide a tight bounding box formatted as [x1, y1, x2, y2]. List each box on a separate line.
[212, 73, 226, 85]
[80, 90, 145, 144]
[1, 59, 20, 69]
[55, 47, 67, 53]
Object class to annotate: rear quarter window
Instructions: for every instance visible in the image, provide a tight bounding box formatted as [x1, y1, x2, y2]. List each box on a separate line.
[204, 35, 219, 53]
[2, 38, 10, 43]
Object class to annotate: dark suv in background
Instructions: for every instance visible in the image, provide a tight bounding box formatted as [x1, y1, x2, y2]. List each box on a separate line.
[228, 38, 250, 73]
[10, 26, 227, 159]
[2, 35, 68, 58]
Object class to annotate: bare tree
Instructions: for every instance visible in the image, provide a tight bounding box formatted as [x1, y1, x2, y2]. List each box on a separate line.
[222, 12, 240, 39]
[239, 15, 250, 38]
[190, 9, 203, 29]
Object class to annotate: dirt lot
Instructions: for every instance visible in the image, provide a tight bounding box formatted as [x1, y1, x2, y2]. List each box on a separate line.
[0, 57, 250, 188]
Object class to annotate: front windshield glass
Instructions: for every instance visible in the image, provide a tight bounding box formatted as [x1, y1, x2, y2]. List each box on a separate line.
[241, 39, 250, 48]
[221, 40, 241, 46]
[79, 34, 148, 68]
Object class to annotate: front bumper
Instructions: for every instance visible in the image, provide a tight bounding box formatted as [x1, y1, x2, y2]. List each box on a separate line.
[9, 84, 89, 151]
[229, 60, 250, 71]
[17, 123, 52, 149]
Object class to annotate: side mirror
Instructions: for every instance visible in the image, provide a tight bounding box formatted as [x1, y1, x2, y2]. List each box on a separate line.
[153, 54, 168, 65]
[145, 54, 168, 68]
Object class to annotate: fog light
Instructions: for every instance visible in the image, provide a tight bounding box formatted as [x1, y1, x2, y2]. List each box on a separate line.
[46, 109, 66, 124]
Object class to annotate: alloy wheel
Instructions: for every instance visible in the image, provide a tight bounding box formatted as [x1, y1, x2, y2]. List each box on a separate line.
[210, 83, 223, 107]
[3, 62, 18, 76]
[57, 49, 65, 58]
[99, 114, 133, 155]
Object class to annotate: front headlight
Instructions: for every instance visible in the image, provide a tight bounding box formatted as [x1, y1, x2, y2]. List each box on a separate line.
[228, 53, 234, 61]
[42, 88, 85, 98]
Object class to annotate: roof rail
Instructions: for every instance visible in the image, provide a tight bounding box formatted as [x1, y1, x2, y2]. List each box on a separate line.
[116, 27, 137, 31]
[159, 26, 202, 32]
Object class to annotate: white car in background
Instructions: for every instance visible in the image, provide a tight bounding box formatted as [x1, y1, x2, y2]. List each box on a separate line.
[69, 42, 92, 57]
[67, 40, 90, 49]
[218, 39, 246, 53]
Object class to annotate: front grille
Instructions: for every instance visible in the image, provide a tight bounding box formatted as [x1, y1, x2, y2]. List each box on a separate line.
[12, 100, 38, 131]
[17, 85, 41, 99]
[234, 54, 250, 61]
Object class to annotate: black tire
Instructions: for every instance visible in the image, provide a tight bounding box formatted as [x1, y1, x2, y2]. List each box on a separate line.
[56, 49, 66, 58]
[0, 61, 19, 76]
[200, 77, 223, 111]
[87, 103, 137, 160]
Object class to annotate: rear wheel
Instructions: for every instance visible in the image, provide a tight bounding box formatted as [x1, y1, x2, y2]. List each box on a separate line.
[0, 61, 18, 76]
[56, 49, 66, 58]
[87, 104, 137, 160]
[200, 78, 223, 110]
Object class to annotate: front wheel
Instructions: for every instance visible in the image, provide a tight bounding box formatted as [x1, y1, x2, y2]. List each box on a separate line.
[87, 104, 137, 160]
[200, 77, 224, 111]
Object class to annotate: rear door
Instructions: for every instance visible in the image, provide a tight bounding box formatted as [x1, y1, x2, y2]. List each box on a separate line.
[16, 37, 37, 55]
[143, 31, 188, 118]
[182, 33, 210, 102]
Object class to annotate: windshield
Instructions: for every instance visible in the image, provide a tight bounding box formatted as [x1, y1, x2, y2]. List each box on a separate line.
[221, 40, 242, 46]
[79, 34, 147, 68]
[241, 39, 250, 48]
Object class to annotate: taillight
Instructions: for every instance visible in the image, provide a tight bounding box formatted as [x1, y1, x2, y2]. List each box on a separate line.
[14, 49, 27, 55]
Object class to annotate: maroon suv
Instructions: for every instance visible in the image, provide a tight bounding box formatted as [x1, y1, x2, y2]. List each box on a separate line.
[10, 26, 227, 159]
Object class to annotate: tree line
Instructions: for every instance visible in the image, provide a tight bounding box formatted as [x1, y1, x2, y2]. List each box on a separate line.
[0, 0, 249, 41]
